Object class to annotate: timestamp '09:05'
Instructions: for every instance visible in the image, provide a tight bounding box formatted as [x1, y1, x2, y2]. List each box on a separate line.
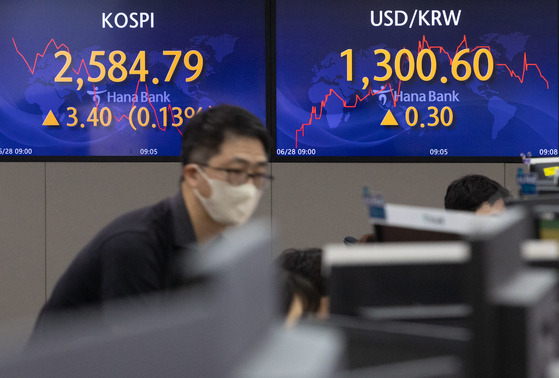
[140, 148, 158, 156]
[429, 149, 448, 156]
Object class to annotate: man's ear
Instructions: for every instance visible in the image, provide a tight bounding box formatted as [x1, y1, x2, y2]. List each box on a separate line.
[183, 164, 201, 188]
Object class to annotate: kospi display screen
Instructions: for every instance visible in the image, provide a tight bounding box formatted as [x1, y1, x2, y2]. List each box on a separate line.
[274, 0, 558, 161]
[0, 0, 266, 160]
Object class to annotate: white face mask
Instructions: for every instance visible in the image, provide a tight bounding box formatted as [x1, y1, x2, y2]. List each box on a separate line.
[194, 167, 263, 226]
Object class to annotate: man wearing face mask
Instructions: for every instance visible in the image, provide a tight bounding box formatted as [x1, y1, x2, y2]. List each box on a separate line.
[28, 104, 271, 344]
[181, 106, 270, 238]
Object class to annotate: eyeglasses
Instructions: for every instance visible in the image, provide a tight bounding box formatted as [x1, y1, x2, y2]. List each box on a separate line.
[195, 163, 273, 189]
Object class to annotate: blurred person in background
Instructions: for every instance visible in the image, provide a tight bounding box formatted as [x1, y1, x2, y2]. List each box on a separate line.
[277, 248, 329, 327]
[444, 174, 510, 215]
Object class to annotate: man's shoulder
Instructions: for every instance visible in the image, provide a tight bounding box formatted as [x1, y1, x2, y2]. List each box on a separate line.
[107, 197, 173, 233]
[83, 197, 174, 253]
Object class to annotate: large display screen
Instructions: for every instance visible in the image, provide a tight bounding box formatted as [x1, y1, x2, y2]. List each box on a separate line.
[275, 0, 558, 161]
[0, 0, 266, 160]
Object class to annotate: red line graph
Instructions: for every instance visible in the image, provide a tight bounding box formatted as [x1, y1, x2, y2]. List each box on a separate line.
[12, 38, 71, 75]
[417, 35, 490, 64]
[12, 37, 181, 134]
[496, 53, 549, 88]
[295, 35, 550, 148]
[296, 84, 396, 147]
[418, 35, 549, 88]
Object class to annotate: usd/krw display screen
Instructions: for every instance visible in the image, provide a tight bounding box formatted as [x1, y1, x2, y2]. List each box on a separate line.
[275, 0, 558, 161]
[0, 0, 266, 160]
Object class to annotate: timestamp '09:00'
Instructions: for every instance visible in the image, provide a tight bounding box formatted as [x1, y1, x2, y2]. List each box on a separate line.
[276, 148, 317, 156]
[0, 148, 33, 155]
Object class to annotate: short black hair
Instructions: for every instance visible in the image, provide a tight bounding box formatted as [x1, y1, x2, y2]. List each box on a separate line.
[277, 248, 325, 296]
[444, 174, 510, 212]
[278, 271, 321, 315]
[180, 104, 270, 166]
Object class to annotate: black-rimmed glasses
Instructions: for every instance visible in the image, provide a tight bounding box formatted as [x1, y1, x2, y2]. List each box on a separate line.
[195, 163, 273, 189]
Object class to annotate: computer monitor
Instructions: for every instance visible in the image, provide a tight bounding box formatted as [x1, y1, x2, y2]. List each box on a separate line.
[464, 206, 557, 377]
[369, 203, 557, 376]
[0, 221, 344, 377]
[328, 206, 556, 376]
[324, 241, 471, 322]
[528, 157, 559, 179]
[508, 195, 559, 236]
[304, 315, 467, 375]
[536, 206, 559, 243]
[370, 203, 501, 243]
[322, 242, 472, 373]
[1, 0, 267, 161]
[374, 224, 461, 243]
[506, 194, 559, 210]
[517, 205, 559, 273]
[329, 203, 508, 325]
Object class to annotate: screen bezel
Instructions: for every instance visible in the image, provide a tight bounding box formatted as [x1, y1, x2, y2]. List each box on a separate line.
[270, 0, 558, 163]
[0, 0, 271, 163]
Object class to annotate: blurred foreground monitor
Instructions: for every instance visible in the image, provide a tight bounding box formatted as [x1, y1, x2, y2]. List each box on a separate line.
[323, 207, 558, 377]
[0, 220, 344, 378]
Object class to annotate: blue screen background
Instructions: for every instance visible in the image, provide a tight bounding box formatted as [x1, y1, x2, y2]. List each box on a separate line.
[0, 0, 266, 158]
[275, 0, 558, 159]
